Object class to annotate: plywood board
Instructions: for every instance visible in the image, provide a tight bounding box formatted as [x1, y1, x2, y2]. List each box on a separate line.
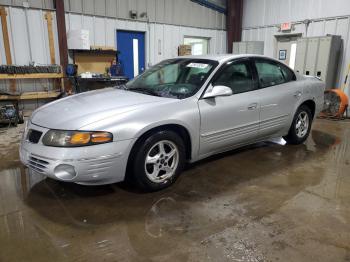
[75, 53, 115, 74]
[45, 11, 56, 65]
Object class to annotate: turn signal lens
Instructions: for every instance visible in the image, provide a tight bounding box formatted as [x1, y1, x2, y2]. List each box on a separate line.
[70, 132, 91, 145]
[91, 132, 113, 143]
[42, 130, 113, 147]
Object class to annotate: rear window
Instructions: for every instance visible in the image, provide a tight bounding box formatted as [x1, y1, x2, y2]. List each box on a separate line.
[255, 59, 296, 88]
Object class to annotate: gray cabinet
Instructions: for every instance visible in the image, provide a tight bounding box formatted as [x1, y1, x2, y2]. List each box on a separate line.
[232, 41, 264, 55]
[295, 35, 342, 89]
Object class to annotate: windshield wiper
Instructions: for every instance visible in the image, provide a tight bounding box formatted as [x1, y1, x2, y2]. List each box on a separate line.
[128, 87, 161, 97]
[115, 84, 127, 90]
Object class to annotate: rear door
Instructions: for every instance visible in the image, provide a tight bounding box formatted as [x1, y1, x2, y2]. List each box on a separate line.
[198, 59, 260, 155]
[253, 58, 300, 138]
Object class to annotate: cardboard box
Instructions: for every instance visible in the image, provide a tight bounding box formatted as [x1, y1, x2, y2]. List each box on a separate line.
[178, 45, 192, 56]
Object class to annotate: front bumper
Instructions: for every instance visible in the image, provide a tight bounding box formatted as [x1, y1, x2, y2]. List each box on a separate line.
[19, 122, 134, 185]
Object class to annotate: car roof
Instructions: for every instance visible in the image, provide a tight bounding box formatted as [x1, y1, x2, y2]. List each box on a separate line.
[178, 54, 275, 63]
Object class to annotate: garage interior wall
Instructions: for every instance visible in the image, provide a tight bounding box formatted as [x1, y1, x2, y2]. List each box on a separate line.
[0, 0, 227, 110]
[242, 0, 350, 98]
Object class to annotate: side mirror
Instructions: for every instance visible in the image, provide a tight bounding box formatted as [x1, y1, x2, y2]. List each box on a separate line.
[203, 85, 233, 99]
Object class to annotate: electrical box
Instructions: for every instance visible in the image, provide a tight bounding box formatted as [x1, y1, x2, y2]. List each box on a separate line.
[232, 41, 264, 55]
[295, 35, 342, 89]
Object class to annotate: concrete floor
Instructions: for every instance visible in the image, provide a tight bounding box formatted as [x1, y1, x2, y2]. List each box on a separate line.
[0, 119, 349, 262]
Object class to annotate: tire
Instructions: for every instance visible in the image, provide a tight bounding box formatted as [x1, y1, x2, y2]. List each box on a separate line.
[128, 130, 186, 192]
[284, 105, 312, 145]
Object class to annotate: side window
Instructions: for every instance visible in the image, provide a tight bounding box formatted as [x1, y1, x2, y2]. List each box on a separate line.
[280, 64, 296, 82]
[255, 60, 285, 88]
[213, 61, 255, 94]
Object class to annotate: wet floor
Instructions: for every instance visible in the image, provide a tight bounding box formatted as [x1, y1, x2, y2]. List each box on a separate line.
[0, 119, 349, 261]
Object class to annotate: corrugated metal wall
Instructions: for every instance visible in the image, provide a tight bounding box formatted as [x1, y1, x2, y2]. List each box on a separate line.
[242, 0, 350, 98]
[0, 6, 60, 111]
[0, 3, 226, 110]
[0, 0, 226, 30]
[65, 12, 226, 67]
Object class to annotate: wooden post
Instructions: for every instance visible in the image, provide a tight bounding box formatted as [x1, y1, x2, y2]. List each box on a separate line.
[0, 7, 11, 64]
[226, 0, 243, 53]
[0, 6, 16, 93]
[54, 0, 69, 92]
[54, 0, 68, 73]
[45, 11, 56, 65]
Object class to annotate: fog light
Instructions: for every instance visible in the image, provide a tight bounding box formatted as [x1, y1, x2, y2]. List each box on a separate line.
[54, 164, 76, 180]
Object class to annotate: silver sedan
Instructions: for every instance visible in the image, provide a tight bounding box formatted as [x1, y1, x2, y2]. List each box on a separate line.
[20, 54, 325, 191]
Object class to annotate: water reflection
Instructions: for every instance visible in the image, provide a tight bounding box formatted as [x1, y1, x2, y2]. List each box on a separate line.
[1, 128, 349, 261]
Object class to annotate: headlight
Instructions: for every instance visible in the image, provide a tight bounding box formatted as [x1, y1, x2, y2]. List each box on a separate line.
[42, 130, 113, 147]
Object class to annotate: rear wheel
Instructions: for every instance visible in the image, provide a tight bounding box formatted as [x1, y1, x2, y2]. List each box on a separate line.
[129, 130, 186, 191]
[284, 105, 312, 145]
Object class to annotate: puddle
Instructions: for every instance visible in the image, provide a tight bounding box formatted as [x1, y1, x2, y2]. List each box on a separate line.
[0, 120, 349, 261]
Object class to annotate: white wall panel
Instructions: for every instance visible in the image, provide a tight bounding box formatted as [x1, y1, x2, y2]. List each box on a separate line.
[243, 0, 350, 98]
[68, 13, 83, 30]
[1, 0, 225, 29]
[27, 9, 48, 64]
[94, 17, 106, 46]
[105, 18, 116, 47]
[308, 21, 325, 37]
[81, 15, 94, 44]
[243, 0, 350, 28]
[1, 6, 226, 110]
[9, 7, 30, 64]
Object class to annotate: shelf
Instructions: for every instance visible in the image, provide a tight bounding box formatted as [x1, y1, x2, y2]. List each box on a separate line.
[0, 73, 63, 80]
[0, 91, 61, 100]
[69, 49, 118, 55]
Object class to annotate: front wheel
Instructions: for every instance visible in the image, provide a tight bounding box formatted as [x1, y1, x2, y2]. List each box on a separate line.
[129, 130, 186, 191]
[284, 105, 312, 145]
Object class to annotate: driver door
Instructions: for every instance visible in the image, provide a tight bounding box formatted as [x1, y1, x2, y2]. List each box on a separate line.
[198, 59, 260, 155]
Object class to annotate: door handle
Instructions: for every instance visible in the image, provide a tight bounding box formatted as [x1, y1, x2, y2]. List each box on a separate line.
[294, 91, 302, 98]
[247, 103, 258, 110]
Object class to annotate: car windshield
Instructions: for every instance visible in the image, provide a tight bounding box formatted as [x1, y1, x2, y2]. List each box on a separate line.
[125, 59, 218, 99]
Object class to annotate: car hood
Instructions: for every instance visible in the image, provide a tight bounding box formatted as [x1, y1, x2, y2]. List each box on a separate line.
[31, 88, 172, 130]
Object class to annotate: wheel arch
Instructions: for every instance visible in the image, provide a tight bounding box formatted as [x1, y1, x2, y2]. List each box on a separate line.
[299, 99, 316, 119]
[126, 123, 193, 172]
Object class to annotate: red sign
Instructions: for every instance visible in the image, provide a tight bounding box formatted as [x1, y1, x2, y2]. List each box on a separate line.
[281, 22, 292, 31]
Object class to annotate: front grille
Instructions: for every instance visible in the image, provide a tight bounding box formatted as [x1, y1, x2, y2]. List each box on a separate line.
[27, 129, 43, 144]
[28, 156, 49, 173]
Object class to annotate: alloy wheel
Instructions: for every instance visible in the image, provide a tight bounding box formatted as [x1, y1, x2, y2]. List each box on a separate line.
[295, 111, 309, 138]
[144, 140, 179, 183]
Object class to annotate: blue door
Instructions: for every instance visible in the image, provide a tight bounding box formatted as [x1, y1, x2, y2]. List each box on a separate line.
[117, 30, 145, 80]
